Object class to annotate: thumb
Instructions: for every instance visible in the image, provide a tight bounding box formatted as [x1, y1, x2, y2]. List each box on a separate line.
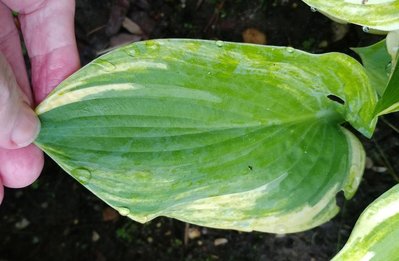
[0, 53, 40, 149]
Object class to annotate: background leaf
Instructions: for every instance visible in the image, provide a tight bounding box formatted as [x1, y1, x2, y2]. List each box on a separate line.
[333, 184, 399, 260]
[376, 52, 399, 115]
[352, 39, 391, 96]
[35, 39, 376, 233]
[302, 0, 399, 31]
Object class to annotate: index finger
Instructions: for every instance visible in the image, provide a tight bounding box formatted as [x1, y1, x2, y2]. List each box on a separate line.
[5, 0, 80, 104]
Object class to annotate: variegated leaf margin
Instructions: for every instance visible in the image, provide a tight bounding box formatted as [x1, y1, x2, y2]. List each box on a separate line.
[302, 0, 399, 31]
[35, 39, 376, 233]
[333, 184, 399, 260]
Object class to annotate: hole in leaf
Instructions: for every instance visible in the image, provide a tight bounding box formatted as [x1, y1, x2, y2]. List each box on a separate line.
[335, 191, 346, 208]
[327, 94, 345, 105]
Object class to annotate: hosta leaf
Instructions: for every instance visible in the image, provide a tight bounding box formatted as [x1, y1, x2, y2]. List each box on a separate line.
[352, 39, 391, 96]
[332, 184, 399, 260]
[376, 52, 399, 115]
[35, 39, 377, 233]
[302, 0, 399, 31]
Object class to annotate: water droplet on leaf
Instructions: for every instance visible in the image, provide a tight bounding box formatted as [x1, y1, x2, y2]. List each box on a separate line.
[135, 171, 152, 180]
[386, 62, 392, 76]
[72, 168, 92, 185]
[96, 59, 116, 71]
[126, 49, 136, 57]
[286, 47, 294, 53]
[310, 7, 317, 12]
[117, 207, 130, 216]
[362, 26, 370, 33]
[216, 40, 224, 47]
[276, 225, 286, 234]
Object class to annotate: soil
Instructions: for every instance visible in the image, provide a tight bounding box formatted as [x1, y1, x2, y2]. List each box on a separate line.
[1, 0, 398, 260]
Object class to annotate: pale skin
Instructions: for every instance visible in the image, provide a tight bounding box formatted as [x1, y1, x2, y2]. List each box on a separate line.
[0, 0, 80, 203]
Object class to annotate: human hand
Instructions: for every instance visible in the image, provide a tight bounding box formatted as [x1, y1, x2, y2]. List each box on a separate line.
[0, 0, 80, 203]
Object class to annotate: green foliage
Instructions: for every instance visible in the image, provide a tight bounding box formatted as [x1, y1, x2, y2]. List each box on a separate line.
[333, 184, 399, 260]
[30, 2, 399, 257]
[376, 52, 399, 115]
[35, 39, 377, 233]
[116, 222, 138, 243]
[352, 39, 391, 96]
[298, 2, 399, 258]
[302, 0, 399, 31]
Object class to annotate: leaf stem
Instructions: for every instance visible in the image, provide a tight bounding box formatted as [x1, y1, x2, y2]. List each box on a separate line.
[335, 200, 347, 254]
[381, 117, 399, 134]
[373, 139, 399, 183]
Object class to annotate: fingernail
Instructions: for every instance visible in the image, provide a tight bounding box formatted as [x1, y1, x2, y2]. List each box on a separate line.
[11, 104, 41, 148]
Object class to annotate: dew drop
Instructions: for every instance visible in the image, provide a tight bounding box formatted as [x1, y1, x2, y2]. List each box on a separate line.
[125, 48, 136, 57]
[216, 40, 224, 47]
[276, 225, 286, 234]
[355, 176, 362, 185]
[117, 207, 130, 216]
[141, 216, 149, 223]
[310, 7, 317, 12]
[135, 171, 152, 180]
[71, 168, 92, 185]
[386, 62, 392, 76]
[362, 26, 370, 33]
[96, 59, 116, 72]
[286, 47, 294, 53]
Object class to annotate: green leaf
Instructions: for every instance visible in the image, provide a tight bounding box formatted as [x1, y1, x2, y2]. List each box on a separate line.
[376, 52, 399, 115]
[333, 184, 399, 260]
[352, 39, 391, 96]
[302, 0, 399, 31]
[35, 39, 376, 233]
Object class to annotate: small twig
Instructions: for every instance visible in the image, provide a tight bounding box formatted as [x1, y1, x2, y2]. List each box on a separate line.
[381, 117, 399, 134]
[335, 200, 347, 253]
[203, 0, 225, 32]
[373, 139, 399, 183]
[184, 223, 189, 246]
[87, 25, 107, 36]
[196, 0, 204, 10]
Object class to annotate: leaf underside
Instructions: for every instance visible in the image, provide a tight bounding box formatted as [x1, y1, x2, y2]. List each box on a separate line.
[302, 0, 399, 31]
[333, 184, 399, 260]
[352, 39, 391, 96]
[35, 39, 376, 233]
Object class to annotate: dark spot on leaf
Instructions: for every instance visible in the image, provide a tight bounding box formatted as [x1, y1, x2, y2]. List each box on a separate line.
[327, 94, 345, 105]
[248, 166, 253, 171]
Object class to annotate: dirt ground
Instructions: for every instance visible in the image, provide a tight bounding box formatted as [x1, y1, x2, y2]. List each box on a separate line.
[1, 0, 398, 260]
